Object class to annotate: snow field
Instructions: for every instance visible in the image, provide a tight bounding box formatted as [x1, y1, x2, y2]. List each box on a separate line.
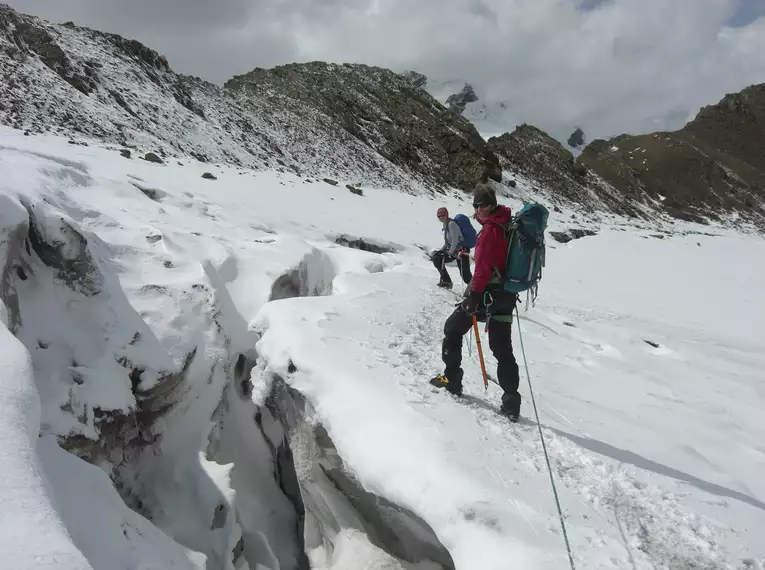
[0, 127, 763, 569]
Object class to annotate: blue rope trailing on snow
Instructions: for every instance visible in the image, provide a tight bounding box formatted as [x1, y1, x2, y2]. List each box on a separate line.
[515, 305, 576, 570]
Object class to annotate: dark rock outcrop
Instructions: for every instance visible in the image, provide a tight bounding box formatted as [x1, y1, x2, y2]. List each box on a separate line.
[346, 184, 363, 196]
[143, 152, 163, 164]
[446, 83, 479, 114]
[549, 228, 597, 243]
[567, 127, 585, 149]
[402, 70, 427, 89]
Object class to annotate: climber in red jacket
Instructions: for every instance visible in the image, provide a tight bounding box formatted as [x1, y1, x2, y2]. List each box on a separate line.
[430, 184, 522, 421]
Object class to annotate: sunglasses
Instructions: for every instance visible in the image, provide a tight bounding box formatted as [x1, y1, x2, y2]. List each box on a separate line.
[472, 202, 490, 209]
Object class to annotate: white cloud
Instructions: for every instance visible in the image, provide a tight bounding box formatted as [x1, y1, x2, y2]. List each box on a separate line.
[6, 0, 765, 141]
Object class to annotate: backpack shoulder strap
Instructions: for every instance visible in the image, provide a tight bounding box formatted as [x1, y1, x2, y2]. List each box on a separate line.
[479, 220, 515, 279]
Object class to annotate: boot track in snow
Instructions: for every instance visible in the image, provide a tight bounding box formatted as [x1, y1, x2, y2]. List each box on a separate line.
[391, 284, 753, 570]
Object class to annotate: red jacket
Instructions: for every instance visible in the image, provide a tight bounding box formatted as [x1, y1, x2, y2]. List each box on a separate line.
[472, 205, 512, 293]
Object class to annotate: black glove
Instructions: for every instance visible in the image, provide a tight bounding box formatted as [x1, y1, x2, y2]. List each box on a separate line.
[457, 291, 481, 315]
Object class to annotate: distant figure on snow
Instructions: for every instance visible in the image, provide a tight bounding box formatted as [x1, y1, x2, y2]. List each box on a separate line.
[430, 185, 522, 422]
[431, 207, 472, 289]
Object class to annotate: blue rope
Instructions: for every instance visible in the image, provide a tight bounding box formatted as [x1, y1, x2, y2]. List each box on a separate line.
[515, 305, 576, 570]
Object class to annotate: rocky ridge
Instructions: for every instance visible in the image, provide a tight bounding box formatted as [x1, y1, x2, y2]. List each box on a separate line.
[0, 5, 499, 193]
[580, 86, 765, 224]
[226, 63, 501, 191]
[488, 124, 644, 217]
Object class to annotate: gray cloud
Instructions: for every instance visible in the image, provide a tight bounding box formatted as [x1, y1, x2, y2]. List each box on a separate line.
[5, 0, 765, 142]
[6, 0, 300, 77]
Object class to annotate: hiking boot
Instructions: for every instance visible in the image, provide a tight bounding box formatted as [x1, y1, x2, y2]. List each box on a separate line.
[500, 392, 521, 423]
[429, 374, 462, 396]
[437, 280, 453, 289]
[499, 405, 520, 423]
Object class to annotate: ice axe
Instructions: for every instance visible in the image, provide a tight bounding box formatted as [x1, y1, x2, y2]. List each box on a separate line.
[472, 315, 489, 390]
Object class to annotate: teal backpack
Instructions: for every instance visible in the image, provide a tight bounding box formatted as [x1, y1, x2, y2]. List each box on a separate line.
[501, 203, 549, 301]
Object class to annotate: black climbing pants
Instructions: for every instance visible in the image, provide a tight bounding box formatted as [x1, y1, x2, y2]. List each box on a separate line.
[441, 307, 521, 411]
[432, 250, 472, 285]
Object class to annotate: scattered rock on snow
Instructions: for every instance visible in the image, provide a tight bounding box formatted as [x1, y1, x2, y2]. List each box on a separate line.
[201, 172, 217, 180]
[570, 228, 597, 240]
[143, 152, 164, 164]
[334, 234, 397, 254]
[120, 149, 132, 159]
[323, 178, 339, 186]
[549, 228, 597, 243]
[346, 184, 363, 196]
[130, 182, 167, 202]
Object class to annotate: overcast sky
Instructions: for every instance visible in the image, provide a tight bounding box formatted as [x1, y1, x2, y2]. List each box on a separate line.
[7, 0, 765, 142]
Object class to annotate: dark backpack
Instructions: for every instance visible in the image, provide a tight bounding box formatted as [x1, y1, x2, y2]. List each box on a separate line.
[501, 204, 549, 299]
[453, 214, 477, 249]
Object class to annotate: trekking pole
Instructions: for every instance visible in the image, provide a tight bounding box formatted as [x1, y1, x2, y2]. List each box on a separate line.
[472, 316, 488, 390]
[515, 306, 576, 570]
